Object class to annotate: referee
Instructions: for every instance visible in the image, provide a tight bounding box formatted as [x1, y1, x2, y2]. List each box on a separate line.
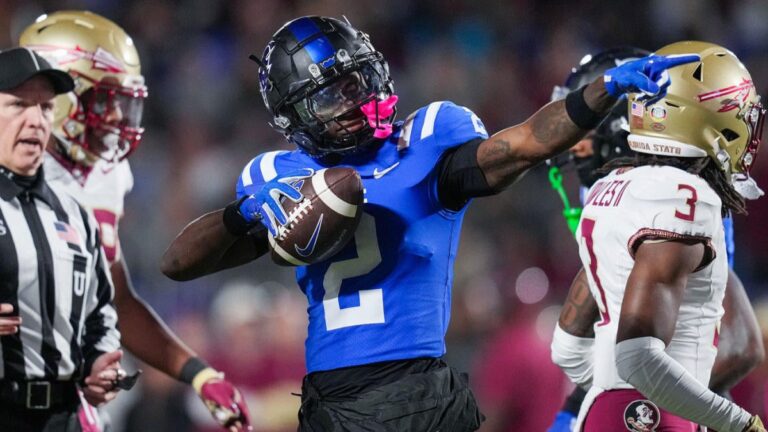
[0, 47, 123, 431]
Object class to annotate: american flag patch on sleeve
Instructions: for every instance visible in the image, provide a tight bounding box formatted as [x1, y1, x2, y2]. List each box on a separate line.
[631, 101, 644, 117]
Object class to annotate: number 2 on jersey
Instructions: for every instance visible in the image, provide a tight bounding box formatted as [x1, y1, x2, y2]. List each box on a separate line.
[322, 213, 385, 330]
[581, 218, 611, 326]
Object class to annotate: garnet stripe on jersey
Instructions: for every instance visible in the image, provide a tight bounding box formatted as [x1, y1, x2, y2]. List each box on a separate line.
[581, 218, 611, 327]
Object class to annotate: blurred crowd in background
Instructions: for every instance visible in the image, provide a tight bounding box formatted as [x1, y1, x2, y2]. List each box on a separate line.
[2, 0, 768, 430]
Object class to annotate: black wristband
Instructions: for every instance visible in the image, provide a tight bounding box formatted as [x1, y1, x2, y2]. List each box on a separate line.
[565, 85, 605, 130]
[223, 196, 256, 236]
[179, 357, 209, 384]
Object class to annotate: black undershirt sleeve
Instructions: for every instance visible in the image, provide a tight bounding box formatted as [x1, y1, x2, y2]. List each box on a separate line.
[436, 138, 497, 211]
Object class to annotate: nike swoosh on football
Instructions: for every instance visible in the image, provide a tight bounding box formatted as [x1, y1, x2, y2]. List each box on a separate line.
[373, 162, 400, 179]
[295, 213, 324, 257]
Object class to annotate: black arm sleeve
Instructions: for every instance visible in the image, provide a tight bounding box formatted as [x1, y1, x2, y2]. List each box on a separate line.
[436, 138, 497, 211]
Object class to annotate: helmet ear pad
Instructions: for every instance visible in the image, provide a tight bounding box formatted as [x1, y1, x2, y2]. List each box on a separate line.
[257, 16, 397, 158]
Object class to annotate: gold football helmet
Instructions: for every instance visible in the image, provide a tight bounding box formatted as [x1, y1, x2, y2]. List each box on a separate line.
[20, 11, 147, 164]
[626, 41, 764, 196]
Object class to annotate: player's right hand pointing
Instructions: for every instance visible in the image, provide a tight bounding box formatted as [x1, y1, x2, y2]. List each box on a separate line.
[603, 53, 700, 105]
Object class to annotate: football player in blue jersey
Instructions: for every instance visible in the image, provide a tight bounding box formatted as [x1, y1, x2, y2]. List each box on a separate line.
[548, 48, 765, 432]
[161, 16, 699, 431]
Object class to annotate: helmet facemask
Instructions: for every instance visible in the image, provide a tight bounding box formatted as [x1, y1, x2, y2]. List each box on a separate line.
[67, 73, 147, 163]
[287, 62, 396, 155]
[258, 16, 398, 159]
[730, 101, 765, 199]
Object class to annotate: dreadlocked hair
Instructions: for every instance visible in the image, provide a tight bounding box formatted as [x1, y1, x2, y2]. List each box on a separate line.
[598, 153, 746, 217]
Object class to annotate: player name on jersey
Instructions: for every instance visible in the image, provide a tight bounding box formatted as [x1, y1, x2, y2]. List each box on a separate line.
[584, 179, 632, 207]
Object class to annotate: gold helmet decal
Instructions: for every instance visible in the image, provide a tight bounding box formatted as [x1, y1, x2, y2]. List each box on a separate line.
[626, 41, 765, 183]
[20, 11, 147, 164]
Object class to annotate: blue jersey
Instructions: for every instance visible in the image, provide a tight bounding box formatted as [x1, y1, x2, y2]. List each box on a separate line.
[237, 101, 489, 372]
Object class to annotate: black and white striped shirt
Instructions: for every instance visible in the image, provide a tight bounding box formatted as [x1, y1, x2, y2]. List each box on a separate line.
[0, 167, 119, 381]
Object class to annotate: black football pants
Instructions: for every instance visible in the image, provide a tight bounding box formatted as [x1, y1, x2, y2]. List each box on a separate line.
[298, 363, 484, 432]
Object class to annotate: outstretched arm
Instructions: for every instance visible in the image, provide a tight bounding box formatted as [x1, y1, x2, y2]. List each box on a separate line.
[710, 268, 765, 394]
[475, 54, 701, 191]
[477, 78, 616, 190]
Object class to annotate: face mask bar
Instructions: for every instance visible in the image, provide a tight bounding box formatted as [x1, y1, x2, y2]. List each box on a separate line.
[304, 71, 371, 122]
[68, 72, 148, 163]
[295, 64, 386, 124]
[291, 62, 395, 153]
[740, 102, 766, 175]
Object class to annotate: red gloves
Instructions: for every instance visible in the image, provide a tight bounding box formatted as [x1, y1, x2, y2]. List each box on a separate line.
[193, 368, 252, 431]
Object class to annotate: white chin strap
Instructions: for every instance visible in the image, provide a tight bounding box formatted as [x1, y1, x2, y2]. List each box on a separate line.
[732, 174, 764, 200]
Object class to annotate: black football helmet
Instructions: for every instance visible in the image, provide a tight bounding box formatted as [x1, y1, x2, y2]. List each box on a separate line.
[550, 47, 650, 187]
[255, 16, 397, 158]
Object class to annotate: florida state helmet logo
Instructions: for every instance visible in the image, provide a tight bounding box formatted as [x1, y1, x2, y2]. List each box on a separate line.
[624, 399, 661, 432]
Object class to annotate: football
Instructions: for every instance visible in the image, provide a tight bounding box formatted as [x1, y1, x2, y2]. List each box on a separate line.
[268, 167, 364, 266]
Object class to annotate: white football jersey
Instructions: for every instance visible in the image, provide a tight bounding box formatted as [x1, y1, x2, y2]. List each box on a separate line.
[577, 165, 727, 391]
[44, 150, 133, 264]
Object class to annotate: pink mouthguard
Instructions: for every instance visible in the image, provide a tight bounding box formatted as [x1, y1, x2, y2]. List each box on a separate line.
[360, 94, 399, 139]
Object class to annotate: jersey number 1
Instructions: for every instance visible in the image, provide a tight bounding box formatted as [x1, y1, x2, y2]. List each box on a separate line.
[322, 213, 385, 330]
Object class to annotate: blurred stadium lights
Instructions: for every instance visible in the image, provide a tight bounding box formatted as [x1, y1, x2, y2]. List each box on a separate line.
[515, 266, 550, 304]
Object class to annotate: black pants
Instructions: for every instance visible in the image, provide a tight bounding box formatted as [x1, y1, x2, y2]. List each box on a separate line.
[0, 404, 82, 432]
[0, 379, 83, 432]
[298, 359, 484, 432]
